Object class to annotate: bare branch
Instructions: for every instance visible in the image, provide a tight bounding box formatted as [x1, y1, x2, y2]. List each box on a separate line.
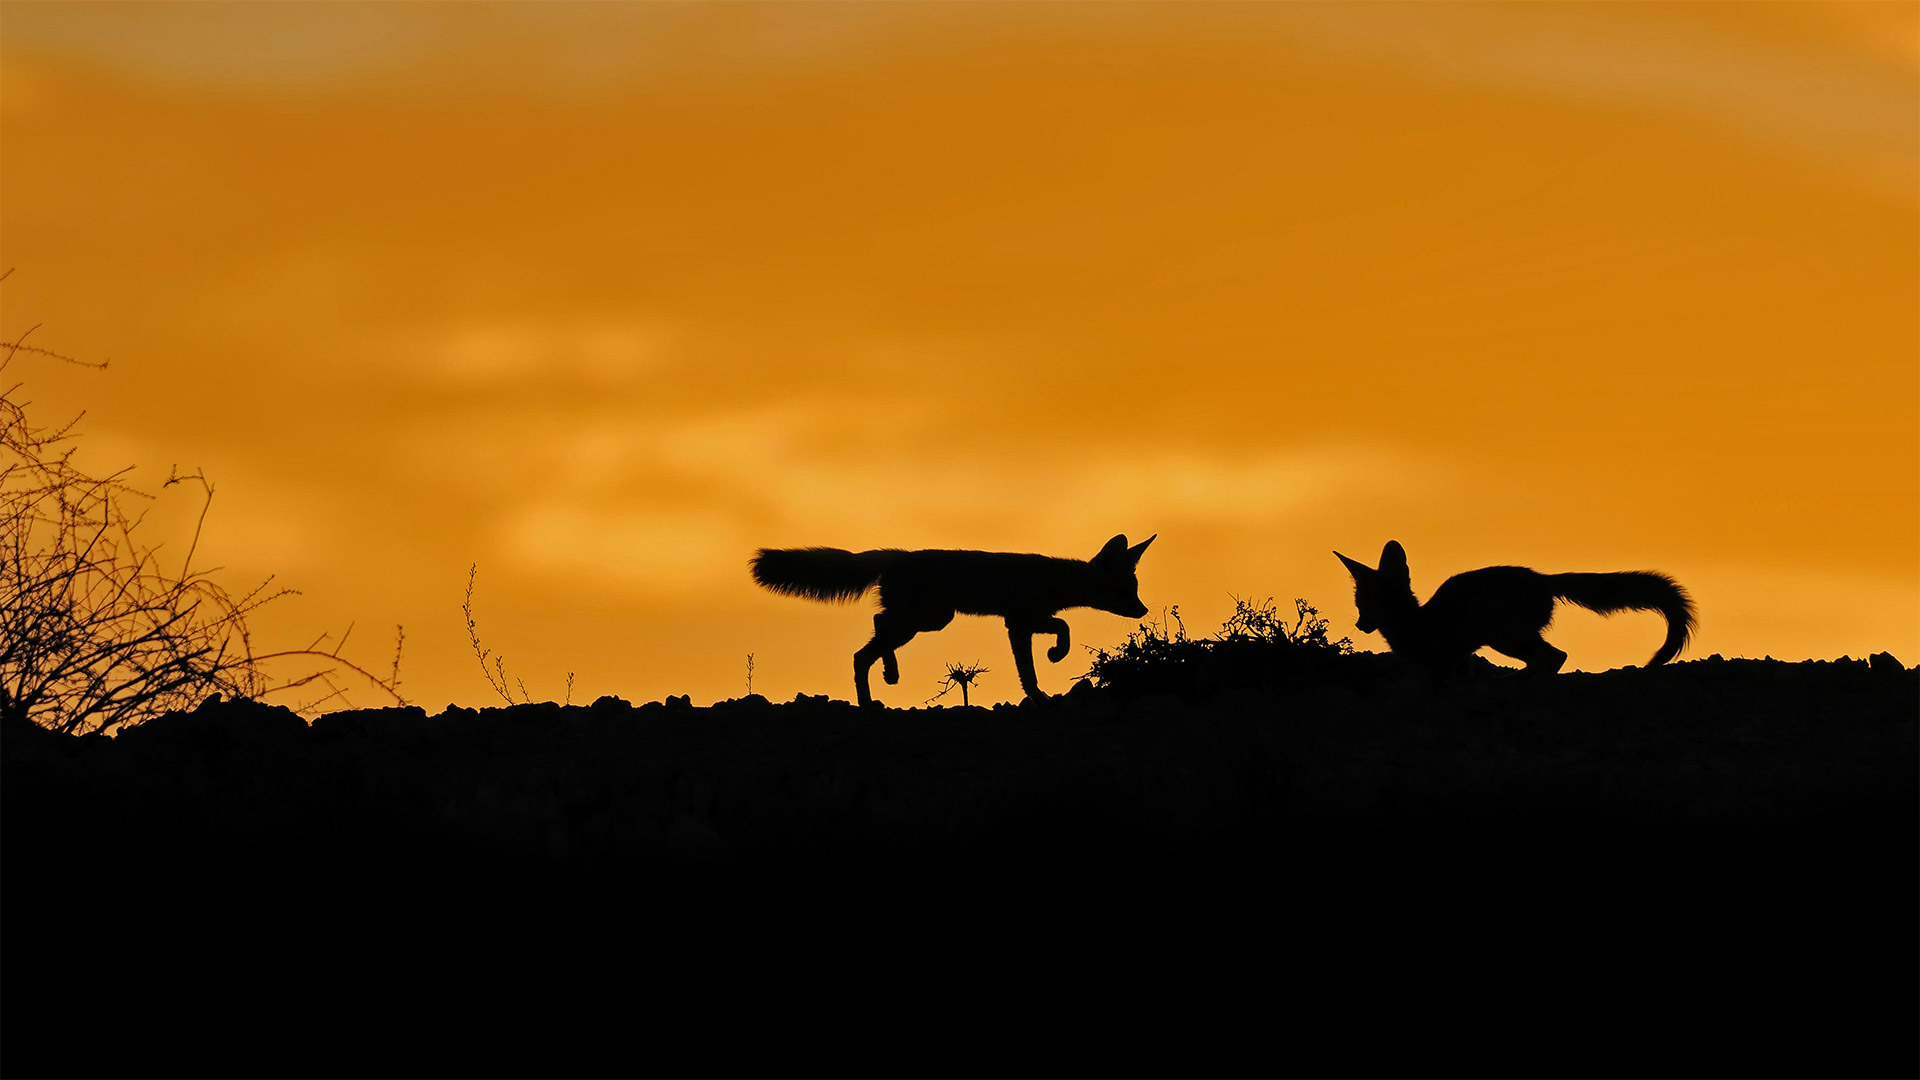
[463, 563, 516, 706]
[162, 465, 214, 579]
[1, 314, 401, 733]
[390, 625, 405, 701]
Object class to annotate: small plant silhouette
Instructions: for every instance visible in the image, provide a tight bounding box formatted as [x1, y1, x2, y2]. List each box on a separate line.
[928, 661, 989, 707]
[463, 562, 522, 706]
[462, 562, 576, 707]
[745, 652, 755, 697]
[390, 624, 406, 701]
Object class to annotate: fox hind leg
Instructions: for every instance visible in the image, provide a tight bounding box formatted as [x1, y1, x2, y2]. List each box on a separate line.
[856, 608, 956, 704]
[1491, 632, 1568, 675]
[855, 611, 920, 707]
[883, 608, 955, 685]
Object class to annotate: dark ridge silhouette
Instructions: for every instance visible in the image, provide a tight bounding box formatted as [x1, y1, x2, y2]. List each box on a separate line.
[751, 533, 1155, 706]
[5, 657, 1914, 1077]
[1337, 539, 1696, 673]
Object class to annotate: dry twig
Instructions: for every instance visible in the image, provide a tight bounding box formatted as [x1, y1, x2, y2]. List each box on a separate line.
[1, 303, 403, 733]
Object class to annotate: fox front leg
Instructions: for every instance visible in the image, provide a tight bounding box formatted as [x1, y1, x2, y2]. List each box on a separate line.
[1038, 616, 1071, 663]
[1005, 622, 1047, 701]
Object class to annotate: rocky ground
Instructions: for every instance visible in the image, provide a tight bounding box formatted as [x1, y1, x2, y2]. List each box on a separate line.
[6, 654, 1915, 1076]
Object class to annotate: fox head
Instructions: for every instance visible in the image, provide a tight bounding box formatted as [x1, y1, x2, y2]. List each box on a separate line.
[1335, 540, 1412, 635]
[1090, 533, 1155, 619]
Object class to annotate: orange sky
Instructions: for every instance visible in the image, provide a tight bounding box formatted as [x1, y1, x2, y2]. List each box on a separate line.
[3, 2, 1915, 710]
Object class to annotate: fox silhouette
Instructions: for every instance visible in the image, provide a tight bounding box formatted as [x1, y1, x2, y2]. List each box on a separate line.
[751, 534, 1155, 707]
[1336, 540, 1695, 674]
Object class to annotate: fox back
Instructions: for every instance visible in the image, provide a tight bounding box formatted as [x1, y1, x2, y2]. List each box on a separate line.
[751, 537, 1153, 620]
[877, 549, 1150, 620]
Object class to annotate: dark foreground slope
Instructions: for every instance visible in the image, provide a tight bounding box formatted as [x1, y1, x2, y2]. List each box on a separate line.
[7, 656, 1915, 1077]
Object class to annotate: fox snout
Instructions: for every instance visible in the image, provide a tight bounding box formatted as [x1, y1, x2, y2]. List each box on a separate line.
[1126, 600, 1148, 619]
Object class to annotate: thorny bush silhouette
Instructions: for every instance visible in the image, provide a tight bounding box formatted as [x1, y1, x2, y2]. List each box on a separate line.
[1084, 596, 1353, 698]
[0, 298, 401, 735]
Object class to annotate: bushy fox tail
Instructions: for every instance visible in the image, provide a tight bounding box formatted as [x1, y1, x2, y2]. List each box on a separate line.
[750, 547, 900, 603]
[1549, 571, 1697, 666]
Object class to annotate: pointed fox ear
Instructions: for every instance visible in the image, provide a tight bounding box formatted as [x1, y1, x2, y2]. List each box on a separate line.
[1380, 541, 1408, 575]
[1126, 534, 1155, 566]
[1095, 534, 1130, 564]
[1335, 551, 1371, 578]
